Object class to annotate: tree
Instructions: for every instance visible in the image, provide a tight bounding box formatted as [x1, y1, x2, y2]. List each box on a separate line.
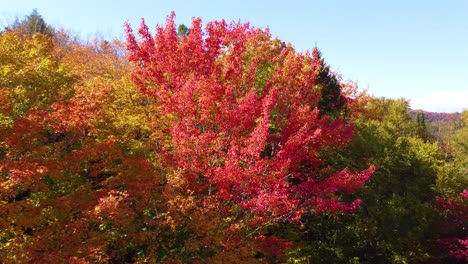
[314, 48, 346, 119]
[5, 9, 55, 37]
[287, 98, 443, 263]
[125, 12, 374, 261]
[415, 111, 429, 140]
[433, 190, 468, 263]
[177, 23, 189, 37]
[0, 30, 166, 263]
[432, 111, 468, 263]
[436, 110, 468, 197]
[0, 30, 75, 120]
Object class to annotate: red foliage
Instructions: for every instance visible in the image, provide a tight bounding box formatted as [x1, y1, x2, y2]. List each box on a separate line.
[255, 234, 294, 259]
[434, 190, 468, 261]
[125, 13, 374, 225]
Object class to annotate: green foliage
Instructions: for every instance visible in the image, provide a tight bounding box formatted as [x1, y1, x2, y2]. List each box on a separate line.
[177, 24, 189, 37]
[414, 111, 429, 140]
[436, 110, 468, 197]
[286, 98, 443, 263]
[314, 48, 346, 119]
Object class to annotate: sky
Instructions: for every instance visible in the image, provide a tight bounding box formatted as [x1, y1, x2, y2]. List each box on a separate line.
[1, 0, 467, 112]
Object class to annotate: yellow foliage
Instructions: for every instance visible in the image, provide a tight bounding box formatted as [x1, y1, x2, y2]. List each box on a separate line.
[0, 31, 75, 116]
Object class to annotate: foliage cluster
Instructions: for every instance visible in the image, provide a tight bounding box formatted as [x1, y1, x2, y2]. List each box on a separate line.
[0, 11, 466, 263]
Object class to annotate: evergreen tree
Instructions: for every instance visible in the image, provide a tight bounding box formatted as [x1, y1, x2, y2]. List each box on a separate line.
[6, 9, 55, 37]
[177, 24, 189, 38]
[314, 48, 346, 119]
[416, 111, 429, 140]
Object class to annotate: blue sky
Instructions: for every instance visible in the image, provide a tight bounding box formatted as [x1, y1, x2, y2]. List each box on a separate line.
[1, 0, 467, 112]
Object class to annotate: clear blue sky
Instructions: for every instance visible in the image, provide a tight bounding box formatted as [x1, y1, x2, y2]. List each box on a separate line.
[1, 0, 467, 112]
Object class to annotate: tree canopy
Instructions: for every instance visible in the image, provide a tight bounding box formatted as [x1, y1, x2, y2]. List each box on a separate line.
[0, 11, 466, 263]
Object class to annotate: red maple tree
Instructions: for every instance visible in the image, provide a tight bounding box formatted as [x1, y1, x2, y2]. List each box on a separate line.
[434, 190, 468, 261]
[125, 12, 374, 231]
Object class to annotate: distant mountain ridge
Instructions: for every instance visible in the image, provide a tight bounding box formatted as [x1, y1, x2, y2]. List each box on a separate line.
[409, 110, 461, 123]
[409, 109, 463, 144]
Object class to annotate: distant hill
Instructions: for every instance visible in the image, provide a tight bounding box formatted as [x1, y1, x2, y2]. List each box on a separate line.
[409, 110, 463, 144]
[409, 110, 461, 122]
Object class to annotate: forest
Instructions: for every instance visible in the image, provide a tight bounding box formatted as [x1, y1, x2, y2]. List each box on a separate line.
[0, 10, 466, 263]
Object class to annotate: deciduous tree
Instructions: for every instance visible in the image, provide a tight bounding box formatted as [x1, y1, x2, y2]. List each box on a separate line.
[0, 31, 165, 263]
[125, 13, 374, 261]
[287, 98, 443, 263]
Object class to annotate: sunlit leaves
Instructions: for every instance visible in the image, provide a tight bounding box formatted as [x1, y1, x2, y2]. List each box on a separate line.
[0, 30, 165, 263]
[125, 13, 374, 261]
[0, 31, 75, 116]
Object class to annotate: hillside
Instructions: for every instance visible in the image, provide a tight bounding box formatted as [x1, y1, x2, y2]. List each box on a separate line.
[410, 110, 463, 143]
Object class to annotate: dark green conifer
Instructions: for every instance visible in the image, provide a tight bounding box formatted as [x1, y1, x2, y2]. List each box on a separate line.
[313, 48, 346, 119]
